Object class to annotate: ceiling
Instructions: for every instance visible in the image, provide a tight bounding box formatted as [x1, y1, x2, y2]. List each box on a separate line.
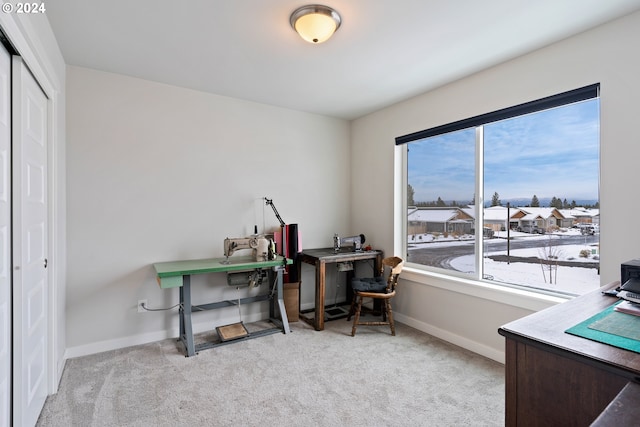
[46, 0, 640, 120]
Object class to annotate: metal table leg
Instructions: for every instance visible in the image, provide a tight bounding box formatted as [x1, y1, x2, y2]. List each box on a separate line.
[179, 274, 196, 357]
[275, 265, 290, 334]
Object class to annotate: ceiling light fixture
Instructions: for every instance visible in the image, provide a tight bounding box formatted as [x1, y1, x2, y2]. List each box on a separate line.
[290, 4, 341, 44]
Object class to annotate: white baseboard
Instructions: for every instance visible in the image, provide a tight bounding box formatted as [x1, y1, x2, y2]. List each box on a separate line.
[64, 308, 505, 364]
[393, 312, 505, 364]
[64, 329, 178, 359]
[64, 312, 268, 359]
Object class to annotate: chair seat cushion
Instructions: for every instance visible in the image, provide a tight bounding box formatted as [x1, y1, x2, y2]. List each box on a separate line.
[351, 276, 387, 293]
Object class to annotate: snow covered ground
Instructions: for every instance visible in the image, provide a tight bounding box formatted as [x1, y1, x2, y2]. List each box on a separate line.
[409, 228, 600, 295]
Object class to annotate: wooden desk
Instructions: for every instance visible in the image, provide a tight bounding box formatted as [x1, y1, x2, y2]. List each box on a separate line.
[498, 283, 640, 426]
[154, 255, 291, 357]
[296, 248, 382, 331]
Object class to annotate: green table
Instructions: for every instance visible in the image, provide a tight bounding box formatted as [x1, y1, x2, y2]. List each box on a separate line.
[153, 255, 292, 356]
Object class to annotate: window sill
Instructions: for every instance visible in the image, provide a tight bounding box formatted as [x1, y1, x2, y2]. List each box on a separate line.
[401, 266, 570, 312]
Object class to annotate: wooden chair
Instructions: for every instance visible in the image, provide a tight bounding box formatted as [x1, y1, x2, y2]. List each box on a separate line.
[347, 256, 404, 336]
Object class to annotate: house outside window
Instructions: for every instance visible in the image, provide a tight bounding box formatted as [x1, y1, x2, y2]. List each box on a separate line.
[398, 85, 600, 296]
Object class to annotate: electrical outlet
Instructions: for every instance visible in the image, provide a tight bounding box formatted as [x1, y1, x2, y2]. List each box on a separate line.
[138, 299, 147, 313]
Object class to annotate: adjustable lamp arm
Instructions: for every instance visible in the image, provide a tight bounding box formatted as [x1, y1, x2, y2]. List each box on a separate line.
[264, 197, 286, 227]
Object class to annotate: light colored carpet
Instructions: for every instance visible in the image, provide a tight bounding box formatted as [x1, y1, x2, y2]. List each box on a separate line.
[37, 317, 504, 426]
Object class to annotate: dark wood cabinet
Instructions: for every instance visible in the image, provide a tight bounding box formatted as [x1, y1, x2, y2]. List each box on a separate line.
[499, 283, 640, 426]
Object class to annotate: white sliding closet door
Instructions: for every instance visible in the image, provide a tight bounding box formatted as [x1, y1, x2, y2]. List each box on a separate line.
[0, 43, 11, 427]
[12, 56, 48, 427]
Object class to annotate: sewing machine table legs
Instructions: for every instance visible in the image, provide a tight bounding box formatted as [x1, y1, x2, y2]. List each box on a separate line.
[178, 266, 290, 357]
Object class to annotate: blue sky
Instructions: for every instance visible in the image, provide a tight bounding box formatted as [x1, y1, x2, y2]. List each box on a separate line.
[407, 99, 600, 204]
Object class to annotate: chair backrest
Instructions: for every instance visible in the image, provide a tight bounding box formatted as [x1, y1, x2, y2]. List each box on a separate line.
[381, 256, 404, 293]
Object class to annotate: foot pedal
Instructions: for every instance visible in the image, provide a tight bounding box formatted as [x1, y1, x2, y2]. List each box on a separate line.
[325, 306, 349, 320]
[216, 322, 249, 342]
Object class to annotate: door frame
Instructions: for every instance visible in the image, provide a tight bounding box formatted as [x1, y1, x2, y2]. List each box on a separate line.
[0, 37, 11, 427]
[0, 8, 66, 403]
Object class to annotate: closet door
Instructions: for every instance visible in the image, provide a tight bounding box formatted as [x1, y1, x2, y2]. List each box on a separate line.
[0, 43, 11, 427]
[12, 56, 48, 427]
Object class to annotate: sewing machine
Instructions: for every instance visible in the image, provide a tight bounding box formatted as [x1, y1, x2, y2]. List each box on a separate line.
[223, 236, 276, 263]
[333, 233, 366, 252]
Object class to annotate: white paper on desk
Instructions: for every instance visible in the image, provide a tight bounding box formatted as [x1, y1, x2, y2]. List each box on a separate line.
[614, 300, 640, 316]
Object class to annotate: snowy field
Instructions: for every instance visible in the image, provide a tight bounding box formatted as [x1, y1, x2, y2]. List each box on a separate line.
[409, 228, 600, 295]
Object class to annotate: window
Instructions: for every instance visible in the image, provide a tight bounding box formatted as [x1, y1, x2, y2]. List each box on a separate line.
[398, 85, 600, 296]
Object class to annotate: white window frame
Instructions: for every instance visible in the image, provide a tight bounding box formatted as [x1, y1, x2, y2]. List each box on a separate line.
[394, 84, 600, 308]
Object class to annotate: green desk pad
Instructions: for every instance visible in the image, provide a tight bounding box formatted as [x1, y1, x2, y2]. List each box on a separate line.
[565, 301, 640, 353]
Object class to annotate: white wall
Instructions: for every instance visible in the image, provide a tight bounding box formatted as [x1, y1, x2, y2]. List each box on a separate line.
[65, 66, 351, 355]
[351, 10, 640, 362]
